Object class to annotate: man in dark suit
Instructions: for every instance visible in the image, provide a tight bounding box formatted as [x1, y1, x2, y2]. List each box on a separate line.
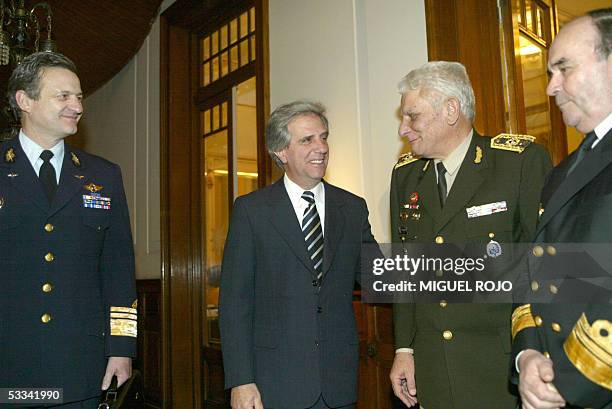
[0, 52, 137, 408]
[511, 9, 612, 409]
[219, 100, 378, 409]
[389, 61, 552, 408]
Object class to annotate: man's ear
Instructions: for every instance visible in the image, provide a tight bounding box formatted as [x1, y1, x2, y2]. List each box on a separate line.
[15, 90, 33, 114]
[445, 97, 460, 126]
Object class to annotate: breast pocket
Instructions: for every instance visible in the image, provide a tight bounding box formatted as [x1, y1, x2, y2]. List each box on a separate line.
[80, 209, 111, 255]
[465, 209, 513, 242]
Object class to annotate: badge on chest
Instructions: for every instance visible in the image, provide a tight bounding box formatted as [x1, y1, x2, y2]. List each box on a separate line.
[83, 182, 111, 210]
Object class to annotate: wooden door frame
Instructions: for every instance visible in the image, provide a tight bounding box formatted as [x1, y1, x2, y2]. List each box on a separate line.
[160, 0, 270, 407]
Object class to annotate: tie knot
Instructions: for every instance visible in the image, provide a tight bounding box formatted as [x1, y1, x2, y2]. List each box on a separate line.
[436, 161, 446, 176]
[301, 191, 315, 204]
[40, 150, 54, 162]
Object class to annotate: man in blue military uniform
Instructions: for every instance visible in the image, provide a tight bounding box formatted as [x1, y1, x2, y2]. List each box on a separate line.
[0, 52, 137, 408]
[512, 9, 612, 409]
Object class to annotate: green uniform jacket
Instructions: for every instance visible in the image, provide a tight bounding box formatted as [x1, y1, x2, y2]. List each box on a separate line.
[391, 132, 551, 409]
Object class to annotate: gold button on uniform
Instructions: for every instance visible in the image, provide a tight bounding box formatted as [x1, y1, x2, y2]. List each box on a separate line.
[551, 323, 561, 333]
[44, 223, 54, 232]
[546, 246, 556, 256]
[442, 330, 453, 340]
[435, 236, 444, 244]
[41, 313, 52, 323]
[534, 316, 543, 326]
[439, 300, 448, 308]
[549, 284, 558, 294]
[531, 281, 539, 291]
[42, 283, 53, 293]
[543, 351, 550, 359]
[532, 246, 544, 257]
[44, 252, 54, 262]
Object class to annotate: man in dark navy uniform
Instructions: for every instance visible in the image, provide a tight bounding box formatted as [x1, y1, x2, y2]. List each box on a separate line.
[512, 9, 612, 409]
[0, 52, 137, 408]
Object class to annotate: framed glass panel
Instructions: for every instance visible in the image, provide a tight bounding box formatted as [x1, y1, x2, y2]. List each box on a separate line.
[235, 77, 258, 196]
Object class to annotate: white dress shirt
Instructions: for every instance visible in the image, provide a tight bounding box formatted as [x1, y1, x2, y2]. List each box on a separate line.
[19, 130, 64, 184]
[592, 112, 612, 148]
[283, 174, 325, 235]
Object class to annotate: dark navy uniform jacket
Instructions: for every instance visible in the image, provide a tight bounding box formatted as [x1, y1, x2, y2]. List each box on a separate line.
[0, 138, 137, 405]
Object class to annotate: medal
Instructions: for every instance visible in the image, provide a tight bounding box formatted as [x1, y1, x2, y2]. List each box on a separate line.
[486, 232, 502, 258]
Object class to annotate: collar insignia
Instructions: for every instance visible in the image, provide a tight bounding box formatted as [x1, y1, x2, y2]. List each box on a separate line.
[5, 148, 15, 163]
[474, 146, 483, 164]
[74, 174, 85, 180]
[71, 152, 81, 167]
[84, 182, 103, 193]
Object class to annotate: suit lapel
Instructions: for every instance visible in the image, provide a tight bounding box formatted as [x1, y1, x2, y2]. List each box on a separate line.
[322, 182, 345, 274]
[537, 130, 612, 235]
[1, 139, 49, 213]
[266, 179, 316, 275]
[434, 136, 487, 232]
[49, 147, 86, 217]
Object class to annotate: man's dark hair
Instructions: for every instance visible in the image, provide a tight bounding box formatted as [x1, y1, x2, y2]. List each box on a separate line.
[587, 8, 612, 59]
[7, 52, 78, 118]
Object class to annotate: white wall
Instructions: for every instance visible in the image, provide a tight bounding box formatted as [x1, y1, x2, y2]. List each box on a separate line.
[269, 0, 428, 242]
[80, 0, 427, 278]
[78, 0, 175, 279]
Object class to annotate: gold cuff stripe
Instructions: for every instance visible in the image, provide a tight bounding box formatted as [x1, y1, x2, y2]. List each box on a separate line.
[110, 312, 137, 320]
[563, 314, 612, 391]
[110, 306, 137, 314]
[110, 318, 137, 338]
[512, 304, 536, 339]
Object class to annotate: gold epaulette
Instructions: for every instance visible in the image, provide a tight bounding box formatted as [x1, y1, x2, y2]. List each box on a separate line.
[491, 133, 536, 154]
[564, 314, 612, 390]
[511, 304, 536, 339]
[394, 152, 419, 169]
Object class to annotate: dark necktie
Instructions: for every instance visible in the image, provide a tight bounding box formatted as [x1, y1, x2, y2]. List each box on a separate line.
[301, 191, 324, 284]
[567, 131, 597, 175]
[437, 162, 447, 206]
[39, 150, 57, 203]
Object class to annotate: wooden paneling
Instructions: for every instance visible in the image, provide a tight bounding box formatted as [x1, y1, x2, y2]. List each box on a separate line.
[136, 280, 163, 409]
[425, 0, 507, 136]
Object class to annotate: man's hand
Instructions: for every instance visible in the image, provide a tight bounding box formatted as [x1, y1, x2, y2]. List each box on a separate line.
[390, 352, 417, 407]
[231, 383, 263, 409]
[101, 356, 132, 390]
[518, 349, 566, 409]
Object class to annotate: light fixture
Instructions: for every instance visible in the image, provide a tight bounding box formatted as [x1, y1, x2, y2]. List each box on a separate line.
[0, 0, 56, 67]
[0, 0, 57, 140]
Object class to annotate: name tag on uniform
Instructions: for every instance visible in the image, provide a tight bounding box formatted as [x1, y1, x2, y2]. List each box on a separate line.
[466, 201, 507, 218]
[83, 194, 111, 210]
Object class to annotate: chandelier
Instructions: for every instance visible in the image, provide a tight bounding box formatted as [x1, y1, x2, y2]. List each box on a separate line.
[0, 0, 56, 139]
[0, 0, 56, 66]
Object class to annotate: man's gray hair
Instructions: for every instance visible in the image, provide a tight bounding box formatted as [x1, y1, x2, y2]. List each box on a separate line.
[266, 100, 329, 168]
[398, 61, 475, 122]
[7, 52, 78, 119]
[587, 8, 612, 59]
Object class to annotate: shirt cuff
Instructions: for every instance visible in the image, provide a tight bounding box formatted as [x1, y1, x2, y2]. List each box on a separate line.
[395, 348, 414, 354]
[515, 349, 525, 373]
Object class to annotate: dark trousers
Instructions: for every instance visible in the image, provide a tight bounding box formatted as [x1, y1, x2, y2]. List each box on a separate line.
[307, 396, 356, 409]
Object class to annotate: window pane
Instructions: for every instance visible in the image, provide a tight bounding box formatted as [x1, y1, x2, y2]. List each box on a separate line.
[240, 39, 249, 67]
[230, 19, 238, 44]
[230, 46, 239, 71]
[202, 36, 210, 61]
[250, 7, 256, 33]
[240, 12, 248, 38]
[202, 128, 229, 344]
[211, 31, 219, 55]
[212, 104, 220, 131]
[250, 36, 256, 61]
[221, 51, 229, 77]
[202, 62, 210, 86]
[212, 56, 219, 81]
[235, 77, 258, 196]
[203, 109, 211, 135]
[220, 25, 228, 50]
[222, 102, 228, 127]
[519, 34, 551, 147]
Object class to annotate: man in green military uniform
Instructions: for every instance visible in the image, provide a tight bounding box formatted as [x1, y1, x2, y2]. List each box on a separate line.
[389, 61, 552, 408]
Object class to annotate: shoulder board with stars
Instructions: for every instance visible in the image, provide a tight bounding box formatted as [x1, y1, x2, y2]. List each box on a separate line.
[394, 152, 419, 169]
[491, 133, 536, 154]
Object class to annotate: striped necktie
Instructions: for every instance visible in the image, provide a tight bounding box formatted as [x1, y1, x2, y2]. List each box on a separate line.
[301, 191, 324, 284]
